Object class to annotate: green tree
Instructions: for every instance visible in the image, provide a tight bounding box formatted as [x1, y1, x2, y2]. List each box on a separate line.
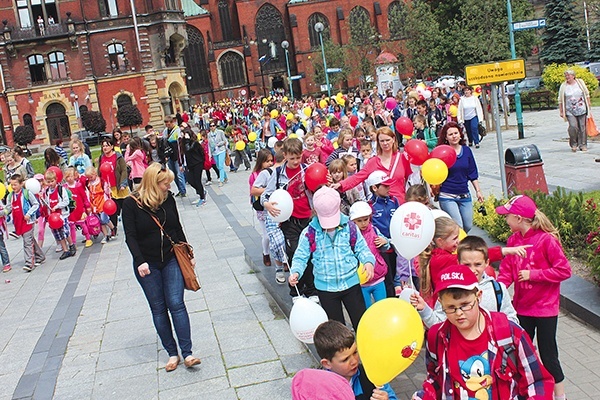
[405, 0, 446, 77]
[388, 1, 409, 40]
[347, 6, 379, 88]
[116, 104, 143, 134]
[81, 110, 107, 134]
[540, 0, 586, 64]
[312, 39, 348, 90]
[13, 125, 35, 148]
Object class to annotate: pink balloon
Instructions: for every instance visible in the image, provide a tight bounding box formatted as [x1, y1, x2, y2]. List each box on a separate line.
[384, 98, 397, 111]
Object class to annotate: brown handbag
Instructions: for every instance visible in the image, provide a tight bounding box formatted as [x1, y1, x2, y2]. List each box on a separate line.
[132, 196, 201, 291]
[225, 151, 231, 166]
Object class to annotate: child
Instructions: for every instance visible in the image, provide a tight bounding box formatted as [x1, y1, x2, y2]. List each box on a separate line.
[357, 139, 372, 179]
[2, 174, 45, 271]
[85, 167, 114, 244]
[291, 368, 354, 400]
[289, 187, 374, 330]
[329, 159, 363, 216]
[352, 126, 366, 150]
[314, 320, 397, 400]
[411, 235, 518, 328]
[0, 195, 11, 272]
[200, 131, 220, 186]
[405, 183, 430, 208]
[249, 149, 274, 267]
[349, 201, 388, 307]
[301, 133, 325, 165]
[412, 265, 554, 400]
[496, 195, 571, 400]
[341, 153, 358, 176]
[64, 167, 92, 248]
[412, 114, 437, 151]
[313, 125, 334, 159]
[44, 169, 76, 260]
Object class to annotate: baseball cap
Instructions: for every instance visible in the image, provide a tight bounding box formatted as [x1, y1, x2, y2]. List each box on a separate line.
[349, 201, 372, 221]
[495, 195, 537, 219]
[365, 170, 392, 188]
[434, 265, 479, 295]
[313, 186, 341, 229]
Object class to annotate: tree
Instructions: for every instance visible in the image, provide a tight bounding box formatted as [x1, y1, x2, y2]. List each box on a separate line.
[116, 104, 143, 134]
[405, 0, 446, 77]
[312, 39, 348, 90]
[540, 0, 586, 64]
[346, 6, 379, 88]
[13, 125, 35, 148]
[388, 1, 409, 40]
[81, 110, 107, 134]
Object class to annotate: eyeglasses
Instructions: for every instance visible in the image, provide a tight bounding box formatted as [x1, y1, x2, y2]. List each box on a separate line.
[442, 299, 477, 315]
[209, 125, 216, 127]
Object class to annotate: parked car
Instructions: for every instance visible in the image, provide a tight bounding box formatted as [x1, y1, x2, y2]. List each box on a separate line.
[78, 130, 111, 147]
[505, 77, 543, 96]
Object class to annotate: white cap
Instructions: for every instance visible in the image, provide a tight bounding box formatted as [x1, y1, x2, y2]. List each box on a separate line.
[365, 170, 392, 189]
[349, 201, 372, 220]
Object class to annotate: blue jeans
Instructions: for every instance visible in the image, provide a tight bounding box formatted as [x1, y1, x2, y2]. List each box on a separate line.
[168, 158, 187, 195]
[135, 257, 193, 358]
[361, 281, 387, 308]
[213, 151, 228, 182]
[439, 197, 474, 233]
[464, 116, 479, 145]
[0, 233, 9, 266]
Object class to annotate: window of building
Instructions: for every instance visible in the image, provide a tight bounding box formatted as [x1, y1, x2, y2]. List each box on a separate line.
[46, 102, 70, 144]
[116, 94, 132, 109]
[255, 4, 285, 72]
[349, 6, 372, 44]
[218, 0, 233, 41]
[23, 113, 33, 127]
[165, 0, 178, 10]
[388, 1, 407, 40]
[99, 0, 118, 17]
[219, 51, 246, 87]
[183, 26, 211, 93]
[307, 13, 330, 49]
[28, 54, 46, 83]
[107, 42, 126, 71]
[16, 0, 58, 30]
[48, 51, 67, 81]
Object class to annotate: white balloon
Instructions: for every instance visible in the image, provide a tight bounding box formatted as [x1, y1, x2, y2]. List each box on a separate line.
[269, 189, 294, 223]
[295, 129, 305, 139]
[25, 178, 41, 195]
[430, 209, 451, 220]
[267, 136, 278, 148]
[423, 90, 432, 99]
[390, 201, 435, 260]
[399, 287, 419, 304]
[289, 297, 329, 344]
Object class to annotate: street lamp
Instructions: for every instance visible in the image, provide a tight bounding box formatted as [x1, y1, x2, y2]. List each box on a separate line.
[259, 38, 268, 97]
[281, 40, 294, 101]
[507, 0, 524, 139]
[314, 22, 330, 97]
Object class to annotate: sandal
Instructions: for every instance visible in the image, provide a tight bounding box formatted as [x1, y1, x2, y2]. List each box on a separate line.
[184, 356, 201, 368]
[165, 356, 180, 372]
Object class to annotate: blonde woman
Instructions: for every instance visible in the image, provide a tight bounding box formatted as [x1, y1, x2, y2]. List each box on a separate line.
[68, 139, 92, 175]
[558, 69, 591, 152]
[122, 163, 201, 372]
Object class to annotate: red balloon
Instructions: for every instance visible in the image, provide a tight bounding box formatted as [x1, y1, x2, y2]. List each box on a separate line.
[48, 212, 64, 230]
[349, 115, 359, 128]
[404, 139, 429, 166]
[47, 166, 63, 182]
[304, 163, 328, 192]
[430, 145, 457, 168]
[485, 265, 496, 279]
[103, 199, 117, 216]
[276, 132, 286, 141]
[395, 117, 413, 136]
[99, 162, 113, 176]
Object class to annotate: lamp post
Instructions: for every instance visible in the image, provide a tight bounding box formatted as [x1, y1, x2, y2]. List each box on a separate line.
[314, 22, 330, 97]
[281, 40, 294, 101]
[507, 0, 524, 139]
[259, 38, 268, 97]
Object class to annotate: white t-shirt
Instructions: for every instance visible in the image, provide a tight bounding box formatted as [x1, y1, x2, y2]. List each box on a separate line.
[461, 96, 478, 121]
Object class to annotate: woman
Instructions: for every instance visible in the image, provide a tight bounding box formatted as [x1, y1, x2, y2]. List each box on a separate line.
[181, 125, 206, 206]
[207, 122, 228, 187]
[372, 98, 392, 128]
[335, 127, 410, 203]
[2, 151, 27, 180]
[457, 85, 484, 148]
[44, 147, 67, 171]
[12, 146, 34, 178]
[68, 139, 92, 175]
[436, 122, 484, 233]
[98, 138, 130, 235]
[124, 137, 148, 191]
[122, 163, 201, 372]
[112, 128, 123, 153]
[146, 134, 167, 165]
[558, 69, 591, 152]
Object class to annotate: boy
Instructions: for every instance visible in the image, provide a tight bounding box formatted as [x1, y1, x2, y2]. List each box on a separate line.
[2, 174, 45, 271]
[411, 235, 518, 328]
[289, 187, 374, 329]
[314, 320, 397, 400]
[412, 265, 554, 400]
[411, 115, 437, 151]
[44, 170, 76, 260]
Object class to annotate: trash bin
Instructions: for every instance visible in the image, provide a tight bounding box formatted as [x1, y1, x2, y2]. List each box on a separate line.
[504, 144, 548, 196]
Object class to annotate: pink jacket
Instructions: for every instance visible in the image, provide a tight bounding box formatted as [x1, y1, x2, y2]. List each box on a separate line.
[339, 151, 411, 203]
[498, 228, 571, 317]
[358, 222, 388, 285]
[124, 149, 147, 179]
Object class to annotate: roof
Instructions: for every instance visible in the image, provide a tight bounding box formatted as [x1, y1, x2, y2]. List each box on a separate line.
[375, 52, 399, 65]
[181, 0, 209, 17]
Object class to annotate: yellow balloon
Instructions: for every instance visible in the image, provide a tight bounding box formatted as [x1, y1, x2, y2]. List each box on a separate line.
[403, 135, 412, 142]
[453, 228, 468, 254]
[7, 184, 13, 193]
[248, 131, 257, 142]
[303, 107, 312, 117]
[282, 96, 288, 103]
[288, 133, 298, 139]
[338, 98, 345, 106]
[356, 298, 424, 386]
[319, 99, 328, 109]
[449, 105, 458, 117]
[422, 158, 448, 185]
[0, 184, 6, 198]
[332, 141, 338, 149]
[357, 263, 368, 284]
[417, 83, 426, 90]
[270, 109, 279, 118]
[336, 92, 343, 100]
[286, 112, 294, 120]
[262, 98, 268, 105]
[235, 140, 246, 151]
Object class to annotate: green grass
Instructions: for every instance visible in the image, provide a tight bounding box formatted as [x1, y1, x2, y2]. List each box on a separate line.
[591, 88, 600, 107]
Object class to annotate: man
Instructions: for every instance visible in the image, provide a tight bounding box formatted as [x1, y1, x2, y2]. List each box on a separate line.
[162, 116, 187, 197]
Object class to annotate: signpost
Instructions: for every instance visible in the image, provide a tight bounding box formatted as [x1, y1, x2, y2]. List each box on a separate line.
[290, 74, 304, 81]
[512, 18, 546, 31]
[326, 68, 342, 74]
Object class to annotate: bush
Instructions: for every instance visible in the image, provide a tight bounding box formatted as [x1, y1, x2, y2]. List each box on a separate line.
[116, 104, 142, 133]
[81, 110, 107, 134]
[541, 63, 599, 94]
[13, 125, 36, 147]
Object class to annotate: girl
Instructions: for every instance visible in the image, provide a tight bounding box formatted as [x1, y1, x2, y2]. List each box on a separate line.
[412, 114, 437, 151]
[249, 149, 274, 267]
[313, 125, 334, 159]
[64, 167, 92, 248]
[98, 138, 129, 236]
[44, 147, 67, 172]
[341, 153, 358, 177]
[69, 139, 92, 175]
[352, 126, 366, 150]
[301, 133, 325, 165]
[200, 131, 219, 186]
[325, 128, 358, 166]
[85, 166, 114, 244]
[328, 159, 363, 216]
[349, 201, 389, 307]
[496, 195, 571, 400]
[124, 137, 148, 191]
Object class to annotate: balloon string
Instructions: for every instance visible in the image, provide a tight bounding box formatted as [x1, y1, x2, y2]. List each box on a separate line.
[279, 241, 301, 298]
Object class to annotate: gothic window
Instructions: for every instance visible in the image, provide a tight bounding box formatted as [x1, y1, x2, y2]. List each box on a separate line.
[16, 0, 58, 29]
[28, 54, 46, 83]
[48, 51, 67, 81]
[349, 6, 372, 44]
[255, 4, 286, 72]
[218, 0, 233, 41]
[307, 13, 330, 49]
[99, 0, 118, 17]
[183, 26, 211, 93]
[219, 52, 246, 87]
[23, 114, 33, 127]
[107, 42, 126, 71]
[116, 94, 132, 109]
[388, 1, 408, 40]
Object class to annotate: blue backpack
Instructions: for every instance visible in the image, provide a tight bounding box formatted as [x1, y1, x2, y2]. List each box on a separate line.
[305, 220, 358, 252]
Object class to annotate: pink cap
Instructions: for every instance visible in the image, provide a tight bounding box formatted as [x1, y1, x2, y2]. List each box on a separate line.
[495, 195, 537, 219]
[313, 186, 341, 229]
[434, 265, 479, 295]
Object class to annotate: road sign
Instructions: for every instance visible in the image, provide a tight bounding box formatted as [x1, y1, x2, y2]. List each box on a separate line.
[465, 59, 526, 85]
[326, 68, 342, 73]
[512, 19, 546, 31]
[290, 74, 303, 81]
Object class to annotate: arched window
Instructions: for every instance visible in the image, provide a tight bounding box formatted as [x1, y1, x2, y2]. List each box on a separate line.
[16, 0, 58, 30]
[116, 94, 133, 109]
[48, 51, 67, 81]
[255, 4, 286, 72]
[107, 42, 126, 71]
[78, 105, 88, 115]
[307, 13, 330, 49]
[349, 6, 372, 44]
[219, 0, 233, 41]
[219, 51, 246, 87]
[23, 113, 33, 127]
[28, 54, 46, 83]
[99, 0, 118, 17]
[183, 26, 211, 93]
[388, 1, 408, 40]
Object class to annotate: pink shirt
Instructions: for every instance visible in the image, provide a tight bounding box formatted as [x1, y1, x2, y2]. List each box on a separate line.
[124, 149, 147, 179]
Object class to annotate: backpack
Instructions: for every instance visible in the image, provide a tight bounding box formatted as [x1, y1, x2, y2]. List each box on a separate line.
[251, 168, 273, 211]
[85, 213, 102, 236]
[306, 220, 358, 253]
[491, 279, 504, 312]
[20, 189, 41, 219]
[58, 186, 76, 212]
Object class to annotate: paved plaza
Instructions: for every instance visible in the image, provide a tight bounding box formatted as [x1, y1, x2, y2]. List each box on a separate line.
[1, 108, 600, 399]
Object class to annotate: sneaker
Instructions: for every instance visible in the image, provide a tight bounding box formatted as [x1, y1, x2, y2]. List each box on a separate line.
[80, 239, 87, 244]
[218, 182, 224, 188]
[224, 178, 229, 183]
[308, 295, 320, 304]
[196, 199, 206, 207]
[101, 237, 107, 244]
[180, 193, 187, 197]
[174, 192, 182, 197]
[475, 144, 480, 149]
[55, 245, 63, 253]
[9, 231, 19, 239]
[23, 265, 33, 272]
[34, 259, 45, 266]
[205, 181, 212, 186]
[59, 251, 72, 260]
[69, 244, 76, 254]
[2, 265, 11, 273]
[85, 239, 93, 248]
[191, 199, 199, 205]
[275, 270, 286, 284]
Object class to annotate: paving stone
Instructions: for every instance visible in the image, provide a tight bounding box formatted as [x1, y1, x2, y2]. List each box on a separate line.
[261, 319, 307, 356]
[227, 360, 286, 388]
[157, 354, 226, 390]
[92, 373, 158, 400]
[96, 344, 158, 371]
[223, 345, 278, 369]
[235, 377, 292, 400]
[213, 320, 271, 352]
[157, 376, 231, 399]
[279, 352, 319, 375]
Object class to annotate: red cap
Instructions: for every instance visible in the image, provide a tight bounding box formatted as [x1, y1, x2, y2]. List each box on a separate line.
[434, 265, 479, 295]
[495, 195, 537, 219]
